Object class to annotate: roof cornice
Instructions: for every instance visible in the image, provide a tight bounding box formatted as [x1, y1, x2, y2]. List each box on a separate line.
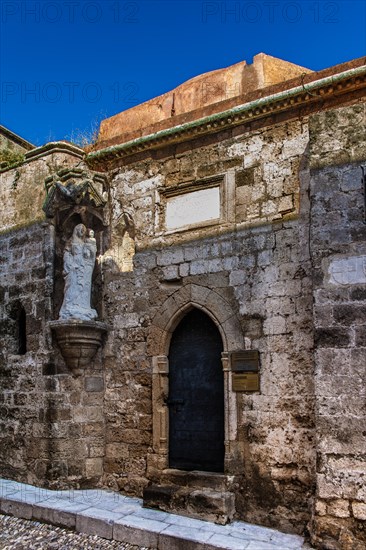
[87, 64, 366, 164]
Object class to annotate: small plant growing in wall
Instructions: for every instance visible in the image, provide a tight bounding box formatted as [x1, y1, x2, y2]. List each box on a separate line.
[0, 149, 25, 170]
[67, 116, 103, 151]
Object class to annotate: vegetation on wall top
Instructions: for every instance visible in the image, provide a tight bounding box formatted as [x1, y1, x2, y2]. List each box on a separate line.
[0, 149, 25, 170]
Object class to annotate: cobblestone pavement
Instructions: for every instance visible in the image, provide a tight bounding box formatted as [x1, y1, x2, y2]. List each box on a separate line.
[0, 515, 152, 550]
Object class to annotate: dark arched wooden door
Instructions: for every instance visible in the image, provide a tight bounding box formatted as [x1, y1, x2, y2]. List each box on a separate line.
[168, 308, 224, 472]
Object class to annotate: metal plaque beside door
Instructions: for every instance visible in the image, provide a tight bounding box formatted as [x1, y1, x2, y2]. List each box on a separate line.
[231, 350, 260, 392]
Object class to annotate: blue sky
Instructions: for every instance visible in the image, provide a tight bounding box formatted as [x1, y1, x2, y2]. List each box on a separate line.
[1, 0, 365, 146]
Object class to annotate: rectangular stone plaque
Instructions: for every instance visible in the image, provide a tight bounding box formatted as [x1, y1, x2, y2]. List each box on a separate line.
[231, 350, 259, 372]
[165, 186, 220, 231]
[232, 373, 260, 392]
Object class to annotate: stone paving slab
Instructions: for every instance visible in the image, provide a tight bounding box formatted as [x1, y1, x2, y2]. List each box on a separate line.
[0, 478, 312, 549]
[0, 515, 144, 550]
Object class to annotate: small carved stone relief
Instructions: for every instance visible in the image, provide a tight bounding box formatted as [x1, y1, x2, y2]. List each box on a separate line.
[102, 211, 136, 272]
[328, 255, 366, 285]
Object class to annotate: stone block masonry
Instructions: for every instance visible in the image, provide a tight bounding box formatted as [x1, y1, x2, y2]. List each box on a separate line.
[101, 116, 316, 536]
[309, 103, 366, 550]
[0, 144, 112, 491]
[0, 219, 106, 490]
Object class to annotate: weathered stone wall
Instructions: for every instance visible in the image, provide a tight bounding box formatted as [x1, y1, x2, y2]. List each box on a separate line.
[101, 117, 316, 534]
[309, 102, 366, 550]
[0, 146, 108, 490]
[0, 222, 56, 484]
[0, 131, 32, 155]
[0, 146, 84, 232]
[0, 220, 106, 489]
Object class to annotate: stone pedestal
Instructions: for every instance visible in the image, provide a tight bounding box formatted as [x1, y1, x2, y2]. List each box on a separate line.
[49, 320, 109, 373]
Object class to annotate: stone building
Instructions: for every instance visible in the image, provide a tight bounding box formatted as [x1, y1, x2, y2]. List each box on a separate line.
[0, 53, 365, 549]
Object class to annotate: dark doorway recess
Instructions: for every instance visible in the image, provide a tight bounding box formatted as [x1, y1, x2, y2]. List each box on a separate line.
[168, 308, 224, 472]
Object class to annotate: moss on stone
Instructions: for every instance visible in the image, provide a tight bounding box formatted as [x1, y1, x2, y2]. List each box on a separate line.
[0, 149, 25, 170]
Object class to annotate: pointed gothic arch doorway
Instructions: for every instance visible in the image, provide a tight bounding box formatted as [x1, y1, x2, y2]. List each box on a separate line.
[168, 308, 224, 472]
[148, 284, 245, 478]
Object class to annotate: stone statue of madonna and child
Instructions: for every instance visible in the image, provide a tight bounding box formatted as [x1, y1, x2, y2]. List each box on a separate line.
[59, 223, 98, 321]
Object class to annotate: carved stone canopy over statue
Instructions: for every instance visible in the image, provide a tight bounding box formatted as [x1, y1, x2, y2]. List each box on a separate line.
[59, 224, 98, 321]
[43, 167, 109, 233]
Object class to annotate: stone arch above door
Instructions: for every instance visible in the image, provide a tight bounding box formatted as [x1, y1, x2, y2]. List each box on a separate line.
[147, 283, 244, 357]
[146, 284, 244, 477]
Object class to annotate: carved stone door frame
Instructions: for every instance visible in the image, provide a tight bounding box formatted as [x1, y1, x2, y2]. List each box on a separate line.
[146, 284, 245, 477]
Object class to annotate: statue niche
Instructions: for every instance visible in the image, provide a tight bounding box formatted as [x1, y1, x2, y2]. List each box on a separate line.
[59, 224, 97, 321]
[46, 167, 110, 373]
[49, 223, 108, 372]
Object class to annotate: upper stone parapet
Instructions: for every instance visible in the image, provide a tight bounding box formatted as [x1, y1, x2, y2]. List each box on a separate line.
[96, 54, 312, 148]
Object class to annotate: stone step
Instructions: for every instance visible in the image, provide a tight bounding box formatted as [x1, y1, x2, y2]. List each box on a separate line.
[143, 483, 235, 525]
[160, 469, 233, 492]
